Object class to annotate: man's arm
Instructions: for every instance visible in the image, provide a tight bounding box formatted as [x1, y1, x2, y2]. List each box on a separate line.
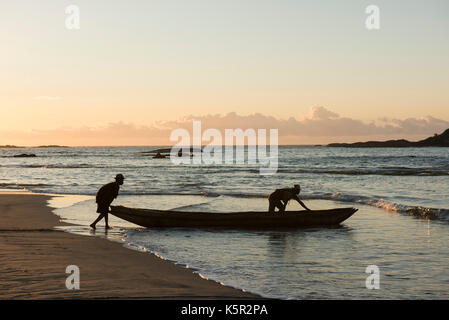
[296, 197, 311, 211]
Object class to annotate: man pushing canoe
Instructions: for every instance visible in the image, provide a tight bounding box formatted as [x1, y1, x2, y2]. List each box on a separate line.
[268, 184, 311, 213]
[90, 174, 124, 230]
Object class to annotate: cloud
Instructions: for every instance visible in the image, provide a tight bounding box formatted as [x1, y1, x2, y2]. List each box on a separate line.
[306, 106, 340, 120]
[1, 107, 448, 146]
[157, 107, 449, 140]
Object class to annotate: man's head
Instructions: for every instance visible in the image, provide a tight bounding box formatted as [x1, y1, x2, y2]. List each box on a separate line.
[293, 184, 300, 194]
[115, 174, 125, 185]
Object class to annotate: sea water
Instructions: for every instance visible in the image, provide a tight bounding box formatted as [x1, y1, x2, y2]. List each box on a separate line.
[1, 146, 449, 298]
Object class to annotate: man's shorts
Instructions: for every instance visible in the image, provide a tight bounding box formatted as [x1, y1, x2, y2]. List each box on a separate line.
[96, 202, 110, 214]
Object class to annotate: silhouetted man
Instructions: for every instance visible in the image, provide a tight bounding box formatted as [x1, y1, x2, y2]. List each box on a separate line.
[268, 184, 311, 213]
[90, 174, 124, 230]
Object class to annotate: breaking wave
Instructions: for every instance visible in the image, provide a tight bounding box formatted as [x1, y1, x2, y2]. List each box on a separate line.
[301, 192, 449, 221]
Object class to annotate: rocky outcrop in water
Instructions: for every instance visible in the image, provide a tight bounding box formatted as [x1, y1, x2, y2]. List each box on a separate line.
[13, 153, 37, 158]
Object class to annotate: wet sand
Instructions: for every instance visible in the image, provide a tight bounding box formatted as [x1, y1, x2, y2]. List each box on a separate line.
[0, 192, 259, 299]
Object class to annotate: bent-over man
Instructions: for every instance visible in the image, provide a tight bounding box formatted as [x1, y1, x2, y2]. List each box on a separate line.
[268, 184, 311, 213]
[90, 174, 124, 230]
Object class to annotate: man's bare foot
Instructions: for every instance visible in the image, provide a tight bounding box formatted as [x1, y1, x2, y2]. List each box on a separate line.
[105, 225, 113, 230]
[90, 224, 96, 230]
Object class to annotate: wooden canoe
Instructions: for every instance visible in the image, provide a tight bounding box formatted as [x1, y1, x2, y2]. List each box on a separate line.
[110, 206, 357, 229]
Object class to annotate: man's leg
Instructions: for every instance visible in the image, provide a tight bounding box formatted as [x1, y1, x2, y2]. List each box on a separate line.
[104, 213, 112, 229]
[272, 200, 283, 213]
[90, 213, 106, 229]
[278, 201, 286, 213]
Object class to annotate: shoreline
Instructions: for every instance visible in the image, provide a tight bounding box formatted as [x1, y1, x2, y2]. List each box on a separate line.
[0, 192, 260, 299]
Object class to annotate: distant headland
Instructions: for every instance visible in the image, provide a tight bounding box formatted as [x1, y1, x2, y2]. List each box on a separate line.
[328, 128, 449, 148]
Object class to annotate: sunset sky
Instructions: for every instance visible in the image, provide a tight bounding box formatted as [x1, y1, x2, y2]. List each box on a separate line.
[1, 0, 448, 145]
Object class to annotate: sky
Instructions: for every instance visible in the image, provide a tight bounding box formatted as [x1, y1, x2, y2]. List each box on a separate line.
[1, 0, 448, 146]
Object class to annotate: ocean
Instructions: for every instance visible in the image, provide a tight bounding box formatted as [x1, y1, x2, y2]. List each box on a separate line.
[1, 146, 449, 298]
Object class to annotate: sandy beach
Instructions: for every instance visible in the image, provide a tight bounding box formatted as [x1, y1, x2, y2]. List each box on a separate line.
[0, 192, 259, 299]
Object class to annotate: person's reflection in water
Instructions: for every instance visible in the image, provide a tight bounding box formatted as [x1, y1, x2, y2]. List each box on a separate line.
[266, 232, 300, 259]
